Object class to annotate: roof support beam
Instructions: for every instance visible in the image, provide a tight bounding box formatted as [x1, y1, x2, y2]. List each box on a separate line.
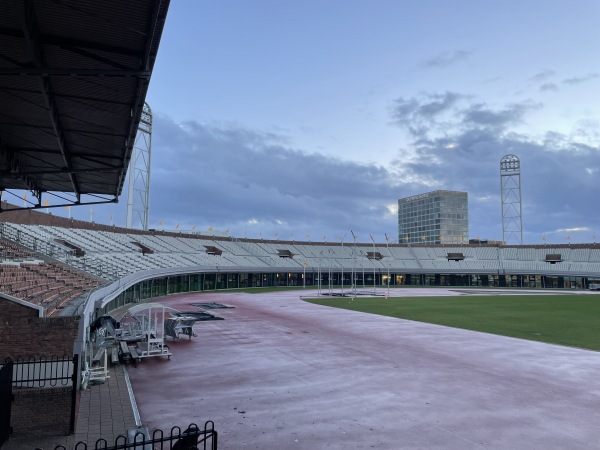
[0, 196, 118, 213]
[0, 86, 132, 107]
[59, 45, 135, 71]
[20, 0, 79, 195]
[0, 26, 143, 57]
[12, 147, 123, 160]
[0, 68, 151, 77]
[0, 165, 122, 177]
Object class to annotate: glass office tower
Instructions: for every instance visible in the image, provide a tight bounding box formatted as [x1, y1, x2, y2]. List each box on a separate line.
[398, 190, 468, 244]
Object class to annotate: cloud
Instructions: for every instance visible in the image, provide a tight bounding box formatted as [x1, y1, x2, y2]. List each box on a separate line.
[148, 115, 420, 240]
[389, 93, 600, 243]
[419, 50, 471, 68]
[407, 132, 599, 242]
[392, 92, 537, 139]
[528, 71, 561, 93]
[391, 91, 465, 137]
[462, 102, 536, 131]
[568, 119, 600, 146]
[529, 69, 555, 83]
[96, 96, 600, 246]
[539, 83, 559, 92]
[552, 227, 590, 233]
[563, 73, 599, 85]
[117, 93, 600, 246]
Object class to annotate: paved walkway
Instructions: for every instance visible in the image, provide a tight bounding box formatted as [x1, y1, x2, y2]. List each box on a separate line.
[74, 365, 138, 445]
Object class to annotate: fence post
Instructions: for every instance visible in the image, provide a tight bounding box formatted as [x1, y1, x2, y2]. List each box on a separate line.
[0, 357, 14, 446]
[70, 354, 79, 434]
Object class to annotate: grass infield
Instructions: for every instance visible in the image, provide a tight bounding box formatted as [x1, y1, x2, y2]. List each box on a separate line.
[304, 294, 600, 351]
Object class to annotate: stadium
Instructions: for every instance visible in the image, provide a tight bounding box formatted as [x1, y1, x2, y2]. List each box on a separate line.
[1, 1, 600, 450]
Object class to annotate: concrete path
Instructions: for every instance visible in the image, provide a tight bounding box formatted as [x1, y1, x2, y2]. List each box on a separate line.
[127, 288, 600, 449]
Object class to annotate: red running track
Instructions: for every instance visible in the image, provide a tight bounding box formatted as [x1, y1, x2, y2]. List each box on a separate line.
[127, 289, 600, 449]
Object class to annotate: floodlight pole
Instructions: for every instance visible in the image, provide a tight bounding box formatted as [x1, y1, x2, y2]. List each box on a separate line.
[126, 102, 152, 230]
[500, 154, 523, 245]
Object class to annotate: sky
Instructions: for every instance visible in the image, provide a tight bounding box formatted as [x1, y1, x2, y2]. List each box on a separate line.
[46, 1, 600, 244]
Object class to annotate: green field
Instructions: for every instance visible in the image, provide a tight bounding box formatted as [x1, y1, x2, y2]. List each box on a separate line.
[305, 294, 600, 351]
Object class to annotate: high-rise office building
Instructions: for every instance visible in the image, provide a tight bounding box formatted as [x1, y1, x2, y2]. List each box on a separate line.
[398, 190, 468, 244]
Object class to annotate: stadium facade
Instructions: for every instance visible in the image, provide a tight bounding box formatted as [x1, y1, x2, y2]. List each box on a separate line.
[398, 190, 469, 245]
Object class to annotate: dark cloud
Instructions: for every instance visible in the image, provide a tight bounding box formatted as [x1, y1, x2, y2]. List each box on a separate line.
[539, 82, 559, 92]
[529, 69, 555, 83]
[563, 73, 599, 85]
[392, 92, 536, 138]
[462, 102, 536, 131]
[146, 116, 414, 240]
[389, 94, 600, 243]
[419, 50, 470, 68]
[391, 92, 464, 137]
[410, 135, 599, 242]
[100, 95, 600, 246]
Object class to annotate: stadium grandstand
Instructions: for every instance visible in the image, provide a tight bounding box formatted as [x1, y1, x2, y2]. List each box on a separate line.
[1, 202, 600, 320]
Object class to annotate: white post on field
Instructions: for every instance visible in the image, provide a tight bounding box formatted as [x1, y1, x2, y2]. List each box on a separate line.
[350, 230, 357, 298]
[370, 234, 377, 295]
[385, 233, 391, 299]
[340, 233, 347, 296]
[303, 260, 306, 289]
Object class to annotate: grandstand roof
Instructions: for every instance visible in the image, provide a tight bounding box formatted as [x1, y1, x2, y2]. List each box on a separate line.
[0, 0, 170, 206]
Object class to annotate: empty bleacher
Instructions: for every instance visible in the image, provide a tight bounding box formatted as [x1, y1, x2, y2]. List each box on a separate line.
[1, 214, 600, 298]
[0, 240, 102, 316]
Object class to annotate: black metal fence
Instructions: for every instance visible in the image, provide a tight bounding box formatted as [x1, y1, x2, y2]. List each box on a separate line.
[6, 355, 76, 388]
[38, 422, 218, 450]
[0, 355, 79, 447]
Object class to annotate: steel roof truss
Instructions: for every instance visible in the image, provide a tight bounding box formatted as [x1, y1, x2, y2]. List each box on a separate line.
[20, 0, 79, 195]
[0, 26, 143, 58]
[0, 68, 151, 77]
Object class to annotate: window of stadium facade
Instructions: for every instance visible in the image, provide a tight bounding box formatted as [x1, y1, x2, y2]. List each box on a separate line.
[99, 272, 597, 316]
[398, 190, 468, 244]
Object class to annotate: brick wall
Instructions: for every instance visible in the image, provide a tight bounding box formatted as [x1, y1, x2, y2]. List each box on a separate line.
[11, 386, 74, 435]
[0, 298, 79, 359]
[0, 298, 39, 321]
[0, 297, 80, 439]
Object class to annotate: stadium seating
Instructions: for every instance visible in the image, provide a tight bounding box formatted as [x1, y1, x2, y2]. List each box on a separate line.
[0, 238, 102, 316]
[1, 215, 600, 318]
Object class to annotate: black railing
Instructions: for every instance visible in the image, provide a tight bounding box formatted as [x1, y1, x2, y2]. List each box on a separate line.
[38, 422, 218, 450]
[0, 355, 79, 444]
[3, 355, 75, 388]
